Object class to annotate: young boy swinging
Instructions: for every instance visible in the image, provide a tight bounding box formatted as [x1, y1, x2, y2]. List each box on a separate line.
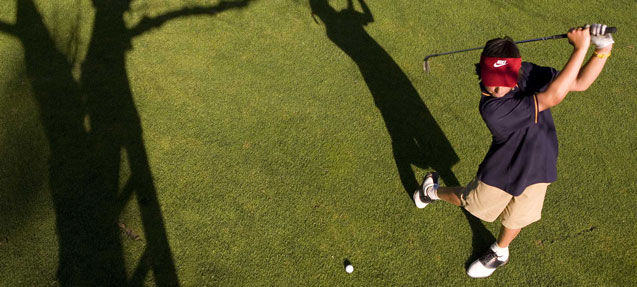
[413, 24, 614, 278]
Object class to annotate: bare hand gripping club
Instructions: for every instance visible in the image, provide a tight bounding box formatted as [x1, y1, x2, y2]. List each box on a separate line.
[423, 27, 617, 72]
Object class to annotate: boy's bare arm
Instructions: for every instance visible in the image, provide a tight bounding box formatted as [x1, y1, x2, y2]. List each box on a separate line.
[536, 27, 590, 112]
[569, 45, 612, 91]
[570, 24, 614, 91]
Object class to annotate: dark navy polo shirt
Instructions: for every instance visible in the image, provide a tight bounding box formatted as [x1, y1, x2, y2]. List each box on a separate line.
[477, 62, 559, 196]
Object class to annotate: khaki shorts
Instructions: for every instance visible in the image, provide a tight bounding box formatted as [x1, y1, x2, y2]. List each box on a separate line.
[459, 178, 550, 229]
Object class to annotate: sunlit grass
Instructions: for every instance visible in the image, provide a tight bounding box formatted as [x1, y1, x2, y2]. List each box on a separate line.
[0, 0, 635, 285]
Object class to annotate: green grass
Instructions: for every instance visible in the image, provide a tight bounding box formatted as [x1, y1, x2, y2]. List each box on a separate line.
[1, 0, 636, 286]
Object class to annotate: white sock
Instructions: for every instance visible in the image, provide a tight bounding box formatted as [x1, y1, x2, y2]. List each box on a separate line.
[491, 242, 509, 260]
[426, 184, 440, 200]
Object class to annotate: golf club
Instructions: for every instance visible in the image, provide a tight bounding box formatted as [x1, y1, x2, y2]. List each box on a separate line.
[423, 27, 617, 72]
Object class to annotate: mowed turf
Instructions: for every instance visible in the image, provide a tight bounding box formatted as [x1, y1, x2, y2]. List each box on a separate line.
[0, 0, 636, 286]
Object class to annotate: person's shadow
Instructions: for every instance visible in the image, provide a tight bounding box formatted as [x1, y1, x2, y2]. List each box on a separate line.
[310, 0, 495, 268]
[0, 0, 252, 285]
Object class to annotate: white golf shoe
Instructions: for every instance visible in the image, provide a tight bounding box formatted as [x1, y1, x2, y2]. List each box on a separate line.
[413, 172, 437, 208]
[466, 248, 509, 278]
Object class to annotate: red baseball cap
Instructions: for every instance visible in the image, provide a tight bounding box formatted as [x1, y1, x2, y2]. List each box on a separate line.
[480, 56, 522, 87]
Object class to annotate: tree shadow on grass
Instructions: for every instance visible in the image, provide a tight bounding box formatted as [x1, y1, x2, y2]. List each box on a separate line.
[0, 0, 252, 285]
[309, 0, 495, 268]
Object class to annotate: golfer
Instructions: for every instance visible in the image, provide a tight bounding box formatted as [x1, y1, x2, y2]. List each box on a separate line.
[413, 24, 614, 278]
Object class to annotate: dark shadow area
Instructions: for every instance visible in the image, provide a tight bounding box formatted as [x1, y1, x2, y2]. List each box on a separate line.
[310, 0, 459, 193]
[0, 0, 252, 285]
[0, 69, 49, 237]
[462, 208, 497, 268]
[309, 0, 494, 267]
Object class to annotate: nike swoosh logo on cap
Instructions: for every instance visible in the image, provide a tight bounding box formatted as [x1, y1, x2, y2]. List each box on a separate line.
[493, 60, 508, 68]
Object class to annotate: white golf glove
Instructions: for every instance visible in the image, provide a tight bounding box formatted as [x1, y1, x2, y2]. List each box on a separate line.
[586, 23, 614, 48]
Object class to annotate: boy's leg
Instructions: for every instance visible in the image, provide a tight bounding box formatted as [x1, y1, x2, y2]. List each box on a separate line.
[413, 173, 462, 208]
[466, 183, 549, 278]
[466, 227, 514, 279]
[497, 225, 521, 248]
[437, 187, 463, 207]
[415, 176, 489, 208]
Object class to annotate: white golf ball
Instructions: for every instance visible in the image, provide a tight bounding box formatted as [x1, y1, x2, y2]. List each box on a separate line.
[345, 264, 354, 273]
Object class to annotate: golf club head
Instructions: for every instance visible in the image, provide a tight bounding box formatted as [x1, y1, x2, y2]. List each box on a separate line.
[423, 60, 430, 72]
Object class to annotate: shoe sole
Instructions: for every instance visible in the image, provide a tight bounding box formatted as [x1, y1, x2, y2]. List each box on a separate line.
[413, 189, 429, 208]
[467, 257, 508, 278]
[413, 173, 434, 208]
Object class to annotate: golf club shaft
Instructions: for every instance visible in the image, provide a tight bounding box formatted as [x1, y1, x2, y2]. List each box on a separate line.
[423, 27, 617, 72]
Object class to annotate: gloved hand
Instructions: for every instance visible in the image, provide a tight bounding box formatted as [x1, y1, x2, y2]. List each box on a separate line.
[587, 23, 614, 48]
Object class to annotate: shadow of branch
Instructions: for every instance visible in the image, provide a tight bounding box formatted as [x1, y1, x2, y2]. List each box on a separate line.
[0, 21, 17, 36]
[130, 0, 254, 37]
